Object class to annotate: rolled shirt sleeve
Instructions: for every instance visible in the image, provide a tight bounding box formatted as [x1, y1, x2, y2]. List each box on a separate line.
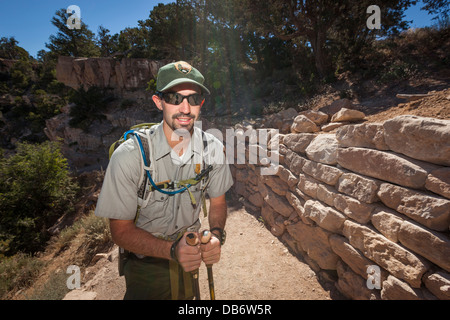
[203, 135, 234, 199]
[95, 139, 141, 220]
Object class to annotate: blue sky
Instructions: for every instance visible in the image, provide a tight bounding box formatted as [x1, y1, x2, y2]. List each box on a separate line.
[0, 0, 437, 58]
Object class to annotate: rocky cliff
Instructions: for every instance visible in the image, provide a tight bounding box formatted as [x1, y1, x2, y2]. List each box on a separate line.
[55, 56, 171, 93]
[43, 56, 172, 171]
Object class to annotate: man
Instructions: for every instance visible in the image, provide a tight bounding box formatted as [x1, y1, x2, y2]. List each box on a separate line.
[95, 61, 233, 300]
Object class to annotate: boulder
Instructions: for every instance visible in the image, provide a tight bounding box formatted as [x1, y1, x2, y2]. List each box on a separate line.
[331, 108, 365, 122]
[291, 115, 320, 133]
[299, 110, 329, 125]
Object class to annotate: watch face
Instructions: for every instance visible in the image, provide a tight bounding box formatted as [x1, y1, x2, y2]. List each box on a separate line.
[221, 230, 226, 245]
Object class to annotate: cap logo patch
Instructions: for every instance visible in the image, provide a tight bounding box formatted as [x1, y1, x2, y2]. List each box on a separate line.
[174, 61, 192, 75]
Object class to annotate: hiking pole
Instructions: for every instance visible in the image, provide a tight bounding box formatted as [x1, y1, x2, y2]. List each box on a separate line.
[185, 233, 201, 300]
[201, 230, 215, 300]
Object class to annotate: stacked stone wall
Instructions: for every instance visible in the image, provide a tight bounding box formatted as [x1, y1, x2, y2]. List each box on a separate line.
[231, 113, 450, 300]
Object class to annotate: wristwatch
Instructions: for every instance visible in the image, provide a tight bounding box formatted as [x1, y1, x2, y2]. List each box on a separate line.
[210, 227, 226, 246]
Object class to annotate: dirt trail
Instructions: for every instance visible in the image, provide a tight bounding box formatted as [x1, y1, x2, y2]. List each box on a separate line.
[70, 195, 344, 300]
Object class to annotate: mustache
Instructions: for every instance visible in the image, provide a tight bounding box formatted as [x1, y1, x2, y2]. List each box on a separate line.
[172, 113, 195, 120]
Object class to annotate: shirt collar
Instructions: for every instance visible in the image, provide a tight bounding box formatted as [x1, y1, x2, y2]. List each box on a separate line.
[152, 121, 204, 161]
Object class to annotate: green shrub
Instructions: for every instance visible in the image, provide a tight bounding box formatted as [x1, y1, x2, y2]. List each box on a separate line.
[0, 141, 79, 256]
[0, 253, 45, 299]
[68, 86, 114, 131]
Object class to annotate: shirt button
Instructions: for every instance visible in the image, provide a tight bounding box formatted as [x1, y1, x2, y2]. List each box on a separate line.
[160, 196, 164, 200]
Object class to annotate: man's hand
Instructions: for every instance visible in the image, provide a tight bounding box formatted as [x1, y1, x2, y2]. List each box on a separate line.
[200, 234, 221, 265]
[176, 232, 202, 273]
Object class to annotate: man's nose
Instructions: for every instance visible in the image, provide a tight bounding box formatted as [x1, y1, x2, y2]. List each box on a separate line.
[179, 98, 191, 114]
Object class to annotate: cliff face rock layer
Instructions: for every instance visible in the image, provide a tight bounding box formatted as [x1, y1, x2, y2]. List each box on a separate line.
[55, 56, 170, 92]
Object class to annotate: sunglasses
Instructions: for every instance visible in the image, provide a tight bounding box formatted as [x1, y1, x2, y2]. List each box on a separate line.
[158, 92, 205, 106]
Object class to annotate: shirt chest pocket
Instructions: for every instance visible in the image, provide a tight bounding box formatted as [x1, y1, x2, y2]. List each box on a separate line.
[179, 185, 202, 210]
[144, 191, 169, 218]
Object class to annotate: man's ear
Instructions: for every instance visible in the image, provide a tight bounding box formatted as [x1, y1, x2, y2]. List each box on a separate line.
[152, 94, 163, 111]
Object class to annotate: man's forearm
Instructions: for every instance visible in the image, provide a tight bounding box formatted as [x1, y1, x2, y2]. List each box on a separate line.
[109, 219, 172, 260]
[208, 194, 227, 232]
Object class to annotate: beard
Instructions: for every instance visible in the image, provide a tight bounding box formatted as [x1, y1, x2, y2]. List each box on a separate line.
[169, 112, 197, 133]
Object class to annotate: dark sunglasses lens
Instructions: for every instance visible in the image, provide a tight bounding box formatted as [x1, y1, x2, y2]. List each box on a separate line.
[188, 94, 203, 105]
[163, 93, 203, 105]
[163, 93, 181, 104]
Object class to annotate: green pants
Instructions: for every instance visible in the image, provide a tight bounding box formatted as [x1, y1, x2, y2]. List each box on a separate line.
[123, 254, 194, 300]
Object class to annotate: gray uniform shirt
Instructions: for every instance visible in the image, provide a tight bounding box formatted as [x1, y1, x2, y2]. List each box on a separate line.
[95, 122, 233, 239]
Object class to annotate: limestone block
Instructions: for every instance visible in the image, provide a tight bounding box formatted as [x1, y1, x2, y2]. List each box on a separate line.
[317, 184, 339, 207]
[297, 174, 320, 199]
[319, 98, 353, 116]
[283, 133, 316, 154]
[335, 260, 380, 300]
[423, 270, 450, 300]
[337, 147, 434, 189]
[377, 183, 450, 232]
[343, 220, 428, 288]
[276, 165, 299, 187]
[321, 122, 348, 132]
[263, 187, 294, 218]
[381, 275, 430, 300]
[286, 220, 339, 270]
[371, 207, 404, 243]
[334, 194, 375, 224]
[302, 160, 343, 186]
[337, 172, 381, 204]
[261, 202, 278, 227]
[398, 220, 450, 273]
[425, 167, 450, 199]
[336, 122, 389, 150]
[330, 235, 377, 280]
[305, 134, 338, 165]
[288, 153, 307, 175]
[261, 175, 288, 196]
[383, 115, 450, 166]
[304, 200, 346, 233]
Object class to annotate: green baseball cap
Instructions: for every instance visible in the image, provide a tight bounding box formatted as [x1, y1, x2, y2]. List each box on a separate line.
[156, 61, 210, 94]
